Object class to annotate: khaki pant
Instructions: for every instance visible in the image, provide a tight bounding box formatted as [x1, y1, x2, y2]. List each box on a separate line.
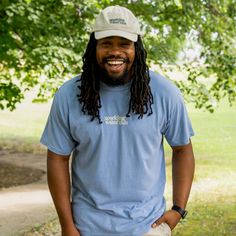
[144, 223, 171, 236]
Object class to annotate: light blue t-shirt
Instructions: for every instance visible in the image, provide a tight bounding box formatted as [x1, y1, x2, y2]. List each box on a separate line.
[40, 71, 194, 236]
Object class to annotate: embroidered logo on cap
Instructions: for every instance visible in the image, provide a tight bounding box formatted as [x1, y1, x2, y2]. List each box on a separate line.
[109, 18, 127, 25]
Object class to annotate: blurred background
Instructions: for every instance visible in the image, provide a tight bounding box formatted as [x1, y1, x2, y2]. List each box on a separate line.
[0, 0, 236, 235]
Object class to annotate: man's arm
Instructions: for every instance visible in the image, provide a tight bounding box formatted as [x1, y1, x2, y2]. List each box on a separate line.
[172, 140, 195, 210]
[152, 140, 195, 230]
[47, 150, 80, 236]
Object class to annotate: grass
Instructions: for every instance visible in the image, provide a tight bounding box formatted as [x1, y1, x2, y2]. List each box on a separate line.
[187, 100, 236, 184]
[166, 100, 236, 235]
[0, 94, 235, 235]
[0, 90, 51, 153]
[174, 201, 236, 236]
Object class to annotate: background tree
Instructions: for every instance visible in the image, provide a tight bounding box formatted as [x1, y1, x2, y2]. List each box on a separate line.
[1, 0, 236, 111]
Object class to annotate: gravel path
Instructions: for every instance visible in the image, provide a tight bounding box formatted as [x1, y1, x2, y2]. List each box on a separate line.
[0, 151, 57, 236]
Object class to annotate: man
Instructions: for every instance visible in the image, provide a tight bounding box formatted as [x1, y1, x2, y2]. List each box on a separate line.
[41, 5, 195, 236]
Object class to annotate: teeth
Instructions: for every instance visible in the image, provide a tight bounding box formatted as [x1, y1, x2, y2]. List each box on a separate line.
[107, 61, 124, 65]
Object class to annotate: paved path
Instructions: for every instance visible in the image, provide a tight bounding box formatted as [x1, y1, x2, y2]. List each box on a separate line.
[0, 152, 57, 236]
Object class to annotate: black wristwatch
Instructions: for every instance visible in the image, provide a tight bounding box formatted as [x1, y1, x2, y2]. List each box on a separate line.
[172, 205, 188, 219]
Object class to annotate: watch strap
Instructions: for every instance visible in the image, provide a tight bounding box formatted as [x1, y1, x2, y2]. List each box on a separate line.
[172, 205, 188, 219]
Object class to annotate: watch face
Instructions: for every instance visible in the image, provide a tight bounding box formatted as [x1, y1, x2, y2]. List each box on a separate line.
[172, 205, 188, 219]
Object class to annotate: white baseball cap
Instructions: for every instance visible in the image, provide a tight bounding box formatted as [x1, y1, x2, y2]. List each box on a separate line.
[92, 5, 141, 42]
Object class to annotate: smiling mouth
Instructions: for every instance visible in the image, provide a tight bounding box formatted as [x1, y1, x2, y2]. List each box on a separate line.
[105, 60, 126, 73]
[107, 60, 125, 66]
[105, 59, 129, 72]
[103, 57, 129, 64]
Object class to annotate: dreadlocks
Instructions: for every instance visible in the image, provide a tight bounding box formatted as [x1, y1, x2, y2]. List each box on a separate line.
[77, 33, 153, 123]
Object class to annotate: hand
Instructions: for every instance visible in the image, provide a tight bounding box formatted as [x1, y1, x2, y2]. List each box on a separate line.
[151, 210, 182, 230]
[61, 225, 81, 236]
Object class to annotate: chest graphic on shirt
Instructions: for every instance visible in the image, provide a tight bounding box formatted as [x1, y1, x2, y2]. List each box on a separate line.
[104, 115, 128, 125]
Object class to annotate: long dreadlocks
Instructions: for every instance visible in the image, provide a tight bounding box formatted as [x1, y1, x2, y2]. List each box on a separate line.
[77, 33, 153, 123]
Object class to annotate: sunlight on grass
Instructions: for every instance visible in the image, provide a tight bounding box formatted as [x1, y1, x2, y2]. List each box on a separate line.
[0, 91, 51, 139]
[188, 100, 236, 155]
[173, 201, 236, 236]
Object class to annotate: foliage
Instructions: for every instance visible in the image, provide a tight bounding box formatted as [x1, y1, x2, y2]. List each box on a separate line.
[1, 0, 236, 111]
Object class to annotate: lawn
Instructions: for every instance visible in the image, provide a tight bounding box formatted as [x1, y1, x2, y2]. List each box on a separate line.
[0, 90, 51, 153]
[0, 93, 235, 235]
[167, 100, 236, 235]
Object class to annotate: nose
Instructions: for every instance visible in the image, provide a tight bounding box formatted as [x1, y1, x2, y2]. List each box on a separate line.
[107, 45, 122, 56]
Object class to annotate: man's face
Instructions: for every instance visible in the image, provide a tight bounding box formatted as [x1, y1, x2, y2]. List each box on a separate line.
[96, 36, 135, 85]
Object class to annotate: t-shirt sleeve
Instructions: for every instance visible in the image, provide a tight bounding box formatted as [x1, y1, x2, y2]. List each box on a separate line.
[40, 90, 76, 155]
[163, 88, 194, 147]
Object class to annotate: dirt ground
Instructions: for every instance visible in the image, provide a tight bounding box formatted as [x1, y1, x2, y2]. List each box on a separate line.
[0, 149, 57, 236]
[0, 149, 46, 189]
[0, 160, 45, 189]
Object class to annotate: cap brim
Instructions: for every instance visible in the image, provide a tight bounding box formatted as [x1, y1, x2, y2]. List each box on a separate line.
[94, 30, 138, 42]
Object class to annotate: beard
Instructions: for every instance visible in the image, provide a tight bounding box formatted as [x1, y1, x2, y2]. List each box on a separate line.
[98, 56, 132, 86]
[99, 67, 130, 86]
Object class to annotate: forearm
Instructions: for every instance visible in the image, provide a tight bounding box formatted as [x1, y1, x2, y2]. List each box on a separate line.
[151, 142, 195, 229]
[172, 141, 195, 209]
[47, 150, 74, 229]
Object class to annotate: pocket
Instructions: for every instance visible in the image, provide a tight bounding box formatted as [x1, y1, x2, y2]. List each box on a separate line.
[145, 223, 171, 236]
[161, 222, 172, 235]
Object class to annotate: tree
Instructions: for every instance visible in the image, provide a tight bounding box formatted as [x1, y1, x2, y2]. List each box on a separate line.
[1, 0, 236, 111]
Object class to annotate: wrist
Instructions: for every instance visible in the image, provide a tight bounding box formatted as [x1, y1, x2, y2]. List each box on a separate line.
[59, 217, 76, 229]
[171, 205, 188, 219]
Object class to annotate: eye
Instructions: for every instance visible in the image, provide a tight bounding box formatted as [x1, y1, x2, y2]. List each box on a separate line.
[120, 41, 133, 48]
[99, 40, 111, 45]
[98, 41, 112, 49]
[102, 41, 111, 45]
